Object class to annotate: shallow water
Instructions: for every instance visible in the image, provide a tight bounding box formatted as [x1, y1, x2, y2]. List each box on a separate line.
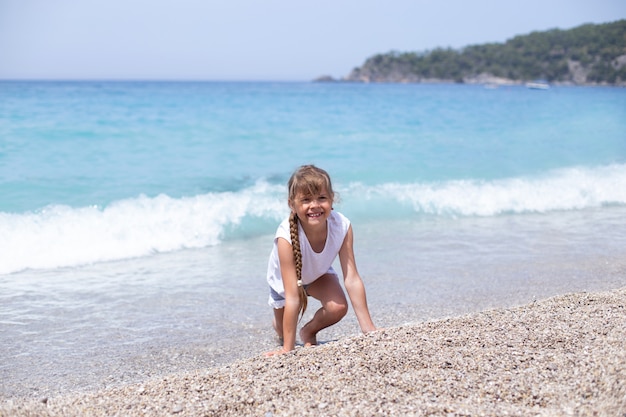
[2, 206, 625, 399]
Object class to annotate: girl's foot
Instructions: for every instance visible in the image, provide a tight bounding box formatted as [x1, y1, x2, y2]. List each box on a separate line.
[299, 326, 317, 347]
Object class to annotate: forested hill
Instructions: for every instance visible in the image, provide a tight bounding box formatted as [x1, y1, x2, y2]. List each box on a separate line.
[332, 20, 626, 86]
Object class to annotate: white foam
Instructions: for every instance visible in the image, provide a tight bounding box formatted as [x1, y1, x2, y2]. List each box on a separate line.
[345, 163, 626, 217]
[0, 181, 286, 275]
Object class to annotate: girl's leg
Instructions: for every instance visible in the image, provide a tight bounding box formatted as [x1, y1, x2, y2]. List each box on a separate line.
[273, 307, 284, 342]
[300, 273, 348, 346]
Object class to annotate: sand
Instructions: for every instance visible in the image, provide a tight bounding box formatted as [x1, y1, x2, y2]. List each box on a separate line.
[1, 286, 625, 417]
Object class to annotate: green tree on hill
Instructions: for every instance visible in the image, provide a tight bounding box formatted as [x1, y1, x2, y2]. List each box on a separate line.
[345, 20, 626, 85]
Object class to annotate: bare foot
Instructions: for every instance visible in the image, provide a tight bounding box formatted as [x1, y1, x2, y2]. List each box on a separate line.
[299, 326, 317, 347]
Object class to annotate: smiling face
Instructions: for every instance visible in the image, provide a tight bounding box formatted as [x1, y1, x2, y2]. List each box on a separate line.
[287, 165, 336, 229]
[291, 187, 333, 227]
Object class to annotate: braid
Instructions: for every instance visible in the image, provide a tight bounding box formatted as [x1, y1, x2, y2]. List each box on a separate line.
[289, 212, 307, 319]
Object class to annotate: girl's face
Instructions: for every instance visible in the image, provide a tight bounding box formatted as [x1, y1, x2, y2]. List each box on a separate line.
[291, 186, 333, 228]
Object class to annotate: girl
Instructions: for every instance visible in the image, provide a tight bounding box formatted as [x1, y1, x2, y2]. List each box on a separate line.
[265, 165, 377, 356]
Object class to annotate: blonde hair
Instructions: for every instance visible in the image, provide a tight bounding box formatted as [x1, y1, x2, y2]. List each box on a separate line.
[287, 165, 335, 319]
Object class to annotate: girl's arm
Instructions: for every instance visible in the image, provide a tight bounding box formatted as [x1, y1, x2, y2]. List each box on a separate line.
[339, 225, 377, 333]
[276, 237, 301, 352]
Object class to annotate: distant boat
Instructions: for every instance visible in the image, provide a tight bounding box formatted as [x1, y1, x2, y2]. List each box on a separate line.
[526, 80, 550, 90]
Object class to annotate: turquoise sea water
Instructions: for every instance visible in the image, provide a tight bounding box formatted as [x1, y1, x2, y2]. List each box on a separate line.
[1, 81, 626, 397]
[1, 81, 625, 273]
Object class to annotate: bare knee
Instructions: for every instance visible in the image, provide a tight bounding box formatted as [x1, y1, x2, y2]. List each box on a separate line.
[273, 308, 284, 337]
[326, 300, 348, 319]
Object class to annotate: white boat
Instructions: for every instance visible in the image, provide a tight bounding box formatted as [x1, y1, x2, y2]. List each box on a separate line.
[526, 80, 550, 90]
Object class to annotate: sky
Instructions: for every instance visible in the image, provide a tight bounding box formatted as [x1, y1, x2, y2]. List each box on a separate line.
[1, 0, 625, 81]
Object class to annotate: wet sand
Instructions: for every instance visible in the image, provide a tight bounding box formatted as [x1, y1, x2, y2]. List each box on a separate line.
[2, 286, 624, 417]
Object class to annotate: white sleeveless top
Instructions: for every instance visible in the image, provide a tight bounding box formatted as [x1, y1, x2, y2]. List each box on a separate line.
[266, 211, 351, 297]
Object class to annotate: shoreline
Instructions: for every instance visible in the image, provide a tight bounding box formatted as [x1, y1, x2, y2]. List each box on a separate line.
[312, 73, 626, 87]
[2, 286, 624, 417]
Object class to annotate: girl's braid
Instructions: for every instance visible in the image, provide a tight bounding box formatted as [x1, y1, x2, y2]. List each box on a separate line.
[289, 211, 307, 319]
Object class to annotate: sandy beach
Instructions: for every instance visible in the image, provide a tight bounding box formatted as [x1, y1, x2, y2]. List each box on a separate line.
[1, 286, 624, 417]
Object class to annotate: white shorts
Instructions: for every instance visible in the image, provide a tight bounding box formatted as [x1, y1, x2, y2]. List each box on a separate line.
[268, 285, 310, 309]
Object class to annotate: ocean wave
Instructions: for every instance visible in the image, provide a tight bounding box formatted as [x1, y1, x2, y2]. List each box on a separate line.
[0, 181, 286, 275]
[344, 163, 626, 217]
[1, 164, 625, 275]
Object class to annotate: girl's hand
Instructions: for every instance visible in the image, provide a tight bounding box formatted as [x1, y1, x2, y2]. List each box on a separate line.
[264, 347, 291, 357]
[361, 326, 378, 333]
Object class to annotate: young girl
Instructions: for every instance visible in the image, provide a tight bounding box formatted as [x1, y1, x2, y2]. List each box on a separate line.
[265, 165, 377, 356]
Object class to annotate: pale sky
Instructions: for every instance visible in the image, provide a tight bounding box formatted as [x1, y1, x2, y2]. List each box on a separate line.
[1, 0, 625, 81]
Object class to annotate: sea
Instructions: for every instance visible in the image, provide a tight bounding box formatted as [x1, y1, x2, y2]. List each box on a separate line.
[1, 81, 625, 398]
